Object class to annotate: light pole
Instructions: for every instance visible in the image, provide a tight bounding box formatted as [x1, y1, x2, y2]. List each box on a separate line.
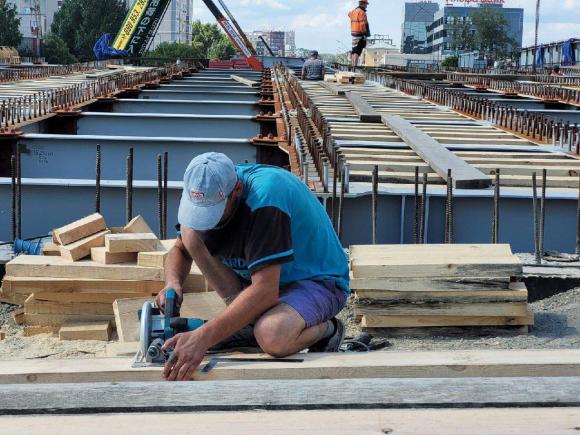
[533, 0, 540, 72]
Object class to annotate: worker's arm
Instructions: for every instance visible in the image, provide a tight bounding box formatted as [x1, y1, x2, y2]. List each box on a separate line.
[156, 228, 243, 310]
[162, 263, 281, 381]
[301, 65, 306, 80]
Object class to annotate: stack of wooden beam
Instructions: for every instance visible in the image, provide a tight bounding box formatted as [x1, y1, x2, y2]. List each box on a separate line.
[335, 72, 366, 85]
[0, 214, 206, 340]
[350, 244, 533, 334]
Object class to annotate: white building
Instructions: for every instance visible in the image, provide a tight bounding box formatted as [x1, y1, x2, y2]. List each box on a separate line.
[247, 30, 296, 57]
[9, 0, 62, 54]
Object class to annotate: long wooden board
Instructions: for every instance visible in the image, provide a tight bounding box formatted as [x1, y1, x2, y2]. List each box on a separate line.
[52, 213, 106, 245]
[24, 296, 113, 315]
[360, 311, 534, 328]
[113, 292, 224, 342]
[23, 313, 114, 327]
[1, 276, 163, 294]
[2, 408, 579, 433]
[355, 289, 528, 304]
[350, 276, 512, 291]
[345, 91, 382, 123]
[105, 233, 158, 254]
[59, 230, 110, 262]
[1, 349, 578, 384]
[356, 302, 529, 317]
[382, 114, 491, 189]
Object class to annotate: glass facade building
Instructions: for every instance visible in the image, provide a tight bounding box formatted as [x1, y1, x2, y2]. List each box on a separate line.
[401, 2, 440, 54]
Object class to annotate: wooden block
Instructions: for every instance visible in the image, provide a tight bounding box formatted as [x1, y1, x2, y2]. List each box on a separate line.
[355, 289, 528, 304]
[138, 251, 168, 269]
[356, 302, 529, 318]
[0, 331, 4, 340]
[105, 341, 140, 357]
[24, 313, 114, 327]
[33, 292, 147, 304]
[91, 247, 138, 265]
[59, 322, 112, 341]
[323, 74, 336, 82]
[230, 75, 258, 87]
[350, 276, 511, 291]
[12, 308, 24, 325]
[0, 287, 29, 305]
[23, 326, 59, 337]
[25, 296, 114, 316]
[360, 310, 534, 328]
[59, 230, 110, 262]
[105, 233, 159, 254]
[53, 213, 106, 245]
[41, 242, 61, 256]
[345, 91, 382, 123]
[2, 276, 162, 295]
[123, 215, 153, 234]
[113, 292, 224, 342]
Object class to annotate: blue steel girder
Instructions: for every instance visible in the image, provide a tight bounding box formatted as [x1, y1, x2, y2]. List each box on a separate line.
[138, 90, 258, 102]
[77, 113, 260, 139]
[111, 99, 257, 116]
[159, 84, 254, 92]
[17, 134, 257, 181]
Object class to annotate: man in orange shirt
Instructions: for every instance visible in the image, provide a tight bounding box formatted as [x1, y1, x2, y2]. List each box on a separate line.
[348, 0, 371, 67]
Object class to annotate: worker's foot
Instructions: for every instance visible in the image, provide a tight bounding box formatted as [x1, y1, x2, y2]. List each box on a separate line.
[208, 325, 259, 353]
[308, 318, 345, 353]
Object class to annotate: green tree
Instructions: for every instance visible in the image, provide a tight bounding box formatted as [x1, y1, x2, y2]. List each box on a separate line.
[145, 42, 204, 59]
[51, 0, 127, 60]
[43, 33, 78, 64]
[471, 7, 516, 64]
[0, 1, 22, 48]
[191, 20, 236, 59]
[441, 55, 458, 68]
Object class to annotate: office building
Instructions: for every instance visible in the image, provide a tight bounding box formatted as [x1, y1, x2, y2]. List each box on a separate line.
[401, 1, 439, 54]
[426, 4, 523, 55]
[248, 30, 296, 57]
[9, 0, 62, 54]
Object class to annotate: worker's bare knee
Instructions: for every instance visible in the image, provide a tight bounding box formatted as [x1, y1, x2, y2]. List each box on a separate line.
[254, 311, 301, 358]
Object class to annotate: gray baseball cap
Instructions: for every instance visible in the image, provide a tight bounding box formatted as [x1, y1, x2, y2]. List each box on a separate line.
[178, 153, 238, 231]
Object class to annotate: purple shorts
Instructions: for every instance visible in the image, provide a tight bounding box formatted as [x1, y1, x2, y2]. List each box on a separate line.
[279, 280, 347, 328]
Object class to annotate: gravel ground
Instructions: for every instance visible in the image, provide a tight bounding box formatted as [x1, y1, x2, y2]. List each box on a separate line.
[338, 287, 580, 351]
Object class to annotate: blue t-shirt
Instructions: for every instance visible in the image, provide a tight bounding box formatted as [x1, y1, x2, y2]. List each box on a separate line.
[199, 164, 350, 295]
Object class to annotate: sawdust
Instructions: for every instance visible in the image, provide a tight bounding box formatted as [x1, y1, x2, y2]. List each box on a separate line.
[0, 303, 108, 360]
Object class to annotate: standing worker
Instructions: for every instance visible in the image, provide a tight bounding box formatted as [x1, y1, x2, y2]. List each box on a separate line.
[348, 0, 371, 67]
[156, 153, 349, 381]
[301, 50, 325, 81]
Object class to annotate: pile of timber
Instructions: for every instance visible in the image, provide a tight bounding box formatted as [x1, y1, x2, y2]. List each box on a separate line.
[335, 71, 366, 85]
[350, 244, 533, 334]
[0, 214, 207, 340]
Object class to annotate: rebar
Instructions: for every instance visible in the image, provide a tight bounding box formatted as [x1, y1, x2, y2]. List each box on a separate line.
[95, 144, 101, 213]
[532, 173, 541, 265]
[576, 174, 580, 256]
[17, 142, 21, 239]
[10, 154, 16, 241]
[331, 158, 338, 229]
[157, 155, 163, 238]
[413, 166, 419, 244]
[126, 148, 134, 223]
[420, 172, 428, 244]
[492, 169, 500, 244]
[338, 162, 345, 241]
[371, 165, 378, 245]
[540, 168, 547, 260]
[163, 152, 168, 240]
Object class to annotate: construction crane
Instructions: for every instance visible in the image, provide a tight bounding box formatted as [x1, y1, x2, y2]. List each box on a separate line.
[94, 0, 263, 70]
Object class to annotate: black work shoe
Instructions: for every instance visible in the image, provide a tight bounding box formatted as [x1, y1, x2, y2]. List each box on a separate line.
[208, 325, 260, 353]
[308, 318, 345, 353]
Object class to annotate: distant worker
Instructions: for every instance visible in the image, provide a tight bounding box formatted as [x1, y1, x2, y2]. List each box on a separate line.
[551, 65, 564, 77]
[348, 0, 371, 67]
[301, 50, 325, 81]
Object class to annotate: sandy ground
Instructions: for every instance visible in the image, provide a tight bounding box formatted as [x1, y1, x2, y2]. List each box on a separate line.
[1, 286, 579, 360]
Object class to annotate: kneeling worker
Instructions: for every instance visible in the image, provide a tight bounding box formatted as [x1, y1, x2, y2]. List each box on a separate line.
[157, 153, 349, 381]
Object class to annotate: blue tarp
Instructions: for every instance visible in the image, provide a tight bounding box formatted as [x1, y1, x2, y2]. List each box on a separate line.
[536, 44, 544, 66]
[562, 39, 576, 66]
[93, 34, 127, 61]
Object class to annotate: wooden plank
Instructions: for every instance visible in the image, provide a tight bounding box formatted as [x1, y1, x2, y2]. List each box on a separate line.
[2, 409, 578, 434]
[356, 302, 529, 317]
[345, 91, 382, 123]
[137, 250, 168, 268]
[2, 276, 162, 294]
[32, 291, 144, 304]
[53, 213, 106, 245]
[0, 349, 579, 384]
[105, 233, 159, 254]
[59, 322, 112, 341]
[24, 313, 114, 327]
[355, 289, 528, 304]
[1, 379, 580, 414]
[24, 326, 59, 336]
[6, 255, 165, 281]
[382, 114, 492, 189]
[41, 242, 60, 256]
[24, 296, 113, 315]
[113, 292, 224, 342]
[319, 81, 345, 96]
[90, 247, 138, 265]
[360, 311, 534, 328]
[0, 287, 29, 305]
[350, 276, 511, 291]
[122, 215, 153, 234]
[230, 75, 258, 87]
[59, 230, 110, 262]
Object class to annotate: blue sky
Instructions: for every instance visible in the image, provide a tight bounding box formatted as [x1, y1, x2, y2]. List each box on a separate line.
[193, 0, 580, 52]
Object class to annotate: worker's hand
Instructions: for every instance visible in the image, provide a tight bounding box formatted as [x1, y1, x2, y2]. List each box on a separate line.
[162, 329, 210, 381]
[155, 285, 183, 314]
